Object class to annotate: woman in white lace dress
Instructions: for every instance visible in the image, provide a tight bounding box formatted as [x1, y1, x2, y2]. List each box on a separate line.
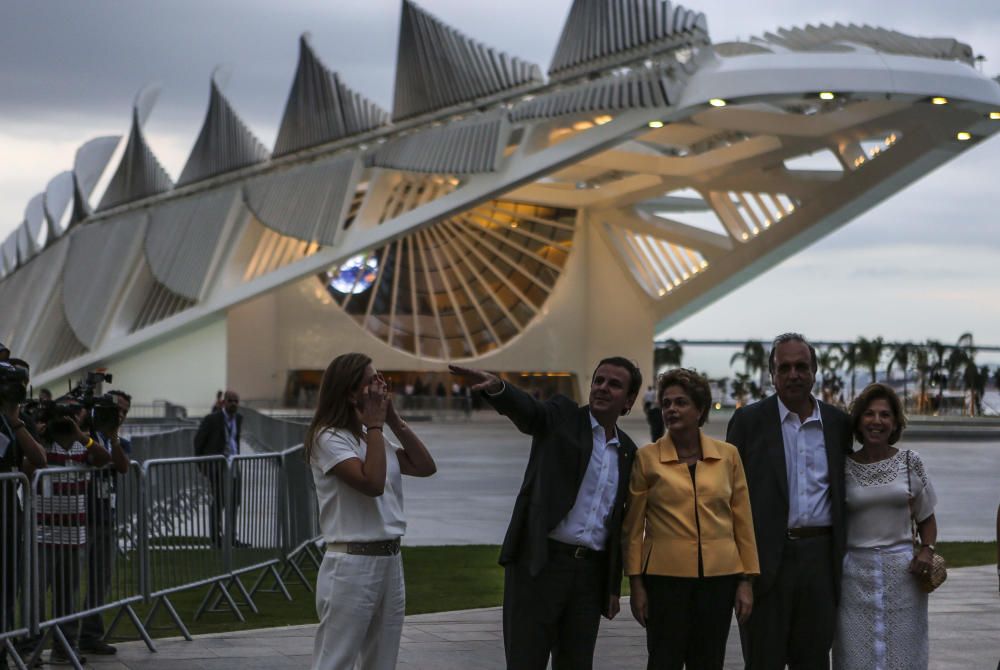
[833, 383, 938, 670]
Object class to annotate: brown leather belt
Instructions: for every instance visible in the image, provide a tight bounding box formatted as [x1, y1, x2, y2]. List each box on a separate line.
[548, 539, 605, 560]
[326, 539, 401, 556]
[786, 526, 832, 540]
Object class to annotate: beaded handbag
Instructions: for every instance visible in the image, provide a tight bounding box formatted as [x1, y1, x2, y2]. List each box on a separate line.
[906, 450, 947, 593]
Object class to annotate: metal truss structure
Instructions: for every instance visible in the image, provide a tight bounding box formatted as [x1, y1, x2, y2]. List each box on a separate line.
[1, 0, 999, 399]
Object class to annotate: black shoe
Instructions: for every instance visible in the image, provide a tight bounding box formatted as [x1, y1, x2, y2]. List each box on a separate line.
[80, 639, 118, 655]
[49, 648, 86, 665]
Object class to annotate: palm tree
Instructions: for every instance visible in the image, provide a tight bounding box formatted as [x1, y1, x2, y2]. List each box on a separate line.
[731, 372, 752, 408]
[855, 336, 885, 386]
[654, 338, 683, 374]
[835, 342, 859, 401]
[816, 346, 843, 405]
[912, 345, 931, 414]
[712, 376, 729, 408]
[925, 339, 948, 412]
[887, 342, 915, 410]
[963, 363, 989, 416]
[730, 340, 768, 394]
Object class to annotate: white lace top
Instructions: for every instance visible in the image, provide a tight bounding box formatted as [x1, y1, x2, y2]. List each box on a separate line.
[844, 449, 937, 549]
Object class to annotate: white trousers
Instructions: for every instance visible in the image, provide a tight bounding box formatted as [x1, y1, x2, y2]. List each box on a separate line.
[312, 551, 405, 670]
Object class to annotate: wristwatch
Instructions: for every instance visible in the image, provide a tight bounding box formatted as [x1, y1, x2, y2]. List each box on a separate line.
[921, 543, 935, 552]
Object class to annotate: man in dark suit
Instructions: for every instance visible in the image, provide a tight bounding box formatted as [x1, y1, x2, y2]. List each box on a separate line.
[726, 334, 852, 669]
[450, 358, 641, 670]
[194, 389, 243, 547]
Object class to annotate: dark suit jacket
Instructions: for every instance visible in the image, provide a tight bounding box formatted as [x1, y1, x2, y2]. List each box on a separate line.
[486, 383, 638, 615]
[725, 394, 851, 600]
[194, 410, 242, 458]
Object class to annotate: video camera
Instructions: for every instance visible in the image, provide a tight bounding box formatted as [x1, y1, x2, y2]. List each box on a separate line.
[0, 361, 28, 405]
[64, 371, 119, 427]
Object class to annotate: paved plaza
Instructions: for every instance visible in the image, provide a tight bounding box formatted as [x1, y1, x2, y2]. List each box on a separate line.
[77, 565, 999, 669]
[401, 415, 1000, 543]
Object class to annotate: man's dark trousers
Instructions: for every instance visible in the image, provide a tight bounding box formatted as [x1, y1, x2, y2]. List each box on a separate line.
[503, 545, 605, 669]
[79, 496, 114, 645]
[727, 394, 850, 670]
[742, 535, 835, 669]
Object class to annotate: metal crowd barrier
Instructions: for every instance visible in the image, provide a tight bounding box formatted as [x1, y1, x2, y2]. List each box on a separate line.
[276, 446, 323, 590]
[239, 407, 307, 454]
[1, 418, 321, 663]
[1, 472, 31, 670]
[127, 427, 198, 463]
[28, 464, 150, 669]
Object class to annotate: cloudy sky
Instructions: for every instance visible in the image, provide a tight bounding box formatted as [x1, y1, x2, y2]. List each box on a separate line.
[1, 0, 998, 374]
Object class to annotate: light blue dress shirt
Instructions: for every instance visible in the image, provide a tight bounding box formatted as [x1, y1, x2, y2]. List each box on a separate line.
[778, 395, 832, 528]
[548, 412, 621, 551]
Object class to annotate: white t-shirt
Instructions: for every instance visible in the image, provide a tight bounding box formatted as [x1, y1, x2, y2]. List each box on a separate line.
[311, 427, 406, 543]
[844, 449, 937, 549]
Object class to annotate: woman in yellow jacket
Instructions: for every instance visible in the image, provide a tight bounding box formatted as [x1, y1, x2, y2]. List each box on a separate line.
[624, 368, 759, 670]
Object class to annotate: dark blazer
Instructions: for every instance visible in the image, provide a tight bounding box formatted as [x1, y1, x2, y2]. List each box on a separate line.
[725, 394, 851, 600]
[194, 410, 242, 458]
[486, 383, 638, 614]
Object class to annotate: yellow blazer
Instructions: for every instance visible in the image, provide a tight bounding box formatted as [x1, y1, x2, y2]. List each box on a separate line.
[623, 431, 760, 578]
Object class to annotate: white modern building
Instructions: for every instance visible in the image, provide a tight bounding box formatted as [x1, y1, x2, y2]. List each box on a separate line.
[2, 0, 999, 407]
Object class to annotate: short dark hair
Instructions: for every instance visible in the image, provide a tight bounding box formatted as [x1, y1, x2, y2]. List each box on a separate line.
[849, 383, 906, 445]
[657, 368, 712, 427]
[593, 357, 643, 398]
[108, 390, 132, 403]
[768, 333, 818, 374]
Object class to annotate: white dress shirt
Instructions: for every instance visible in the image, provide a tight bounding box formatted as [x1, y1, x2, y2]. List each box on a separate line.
[777, 395, 832, 528]
[548, 412, 621, 551]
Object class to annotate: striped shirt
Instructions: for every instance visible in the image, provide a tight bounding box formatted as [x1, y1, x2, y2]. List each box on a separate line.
[36, 441, 90, 546]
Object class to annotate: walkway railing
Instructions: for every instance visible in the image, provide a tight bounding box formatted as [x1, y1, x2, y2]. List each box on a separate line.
[0, 415, 320, 669]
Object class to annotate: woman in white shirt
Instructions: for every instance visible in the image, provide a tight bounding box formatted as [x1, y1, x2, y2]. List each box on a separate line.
[834, 383, 938, 670]
[305, 353, 437, 670]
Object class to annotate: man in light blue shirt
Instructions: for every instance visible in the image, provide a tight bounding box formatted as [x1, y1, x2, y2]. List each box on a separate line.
[727, 334, 853, 670]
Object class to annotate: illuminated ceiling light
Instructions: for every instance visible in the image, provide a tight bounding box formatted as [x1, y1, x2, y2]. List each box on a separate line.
[956, 131, 972, 141]
[648, 120, 664, 128]
[741, 232, 749, 240]
[931, 96, 948, 105]
[990, 112, 1000, 120]
[572, 120, 593, 131]
[657, 288, 667, 296]
[593, 115, 613, 125]
[708, 98, 727, 107]
[700, 260, 708, 269]
[818, 91, 835, 100]
[510, 222, 519, 228]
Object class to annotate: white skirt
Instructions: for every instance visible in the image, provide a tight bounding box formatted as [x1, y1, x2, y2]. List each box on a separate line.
[833, 543, 928, 670]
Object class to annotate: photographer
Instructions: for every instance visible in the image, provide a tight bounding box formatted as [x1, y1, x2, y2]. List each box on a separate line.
[78, 388, 131, 656]
[0, 358, 47, 471]
[36, 398, 110, 664]
[0, 358, 46, 668]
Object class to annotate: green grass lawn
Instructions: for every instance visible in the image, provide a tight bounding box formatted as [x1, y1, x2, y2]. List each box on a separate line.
[107, 541, 995, 641]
